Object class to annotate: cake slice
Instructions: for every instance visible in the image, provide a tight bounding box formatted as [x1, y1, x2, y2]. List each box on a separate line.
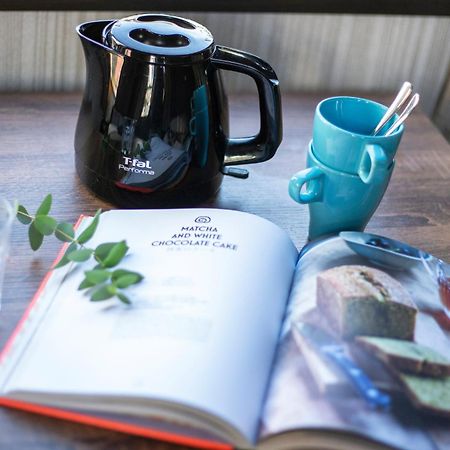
[316, 265, 417, 340]
[398, 373, 450, 418]
[356, 336, 450, 377]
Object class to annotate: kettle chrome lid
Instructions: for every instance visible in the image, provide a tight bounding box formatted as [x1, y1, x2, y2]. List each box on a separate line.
[103, 14, 214, 64]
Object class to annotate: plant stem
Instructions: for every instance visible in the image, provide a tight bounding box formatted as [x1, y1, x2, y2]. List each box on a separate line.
[18, 210, 78, 245]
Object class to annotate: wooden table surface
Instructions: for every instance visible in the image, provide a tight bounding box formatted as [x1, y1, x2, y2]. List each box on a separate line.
[0, 92, 449, 449]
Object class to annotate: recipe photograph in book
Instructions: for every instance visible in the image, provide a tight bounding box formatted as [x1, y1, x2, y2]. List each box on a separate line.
[0, 208, 448, 450]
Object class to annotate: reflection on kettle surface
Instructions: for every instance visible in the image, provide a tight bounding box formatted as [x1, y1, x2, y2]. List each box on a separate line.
[75, 14, 282, 207]
[93, 47, 213, 194]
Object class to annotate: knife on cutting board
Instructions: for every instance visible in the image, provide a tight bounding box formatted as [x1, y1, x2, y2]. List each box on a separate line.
[292, 321, 391, 409]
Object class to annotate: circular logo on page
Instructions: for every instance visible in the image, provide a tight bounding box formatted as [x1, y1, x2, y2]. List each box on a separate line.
[195, 216, 211, 224]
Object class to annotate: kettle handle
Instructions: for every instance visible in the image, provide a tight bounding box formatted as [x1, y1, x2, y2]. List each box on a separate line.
[211, 45, 282, 166]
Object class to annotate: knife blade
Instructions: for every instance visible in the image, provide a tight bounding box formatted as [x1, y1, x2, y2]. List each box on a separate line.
[293, 321, 391, 409]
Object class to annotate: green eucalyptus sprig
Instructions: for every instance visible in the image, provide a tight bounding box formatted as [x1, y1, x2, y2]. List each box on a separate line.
[16, 194, 143, 305]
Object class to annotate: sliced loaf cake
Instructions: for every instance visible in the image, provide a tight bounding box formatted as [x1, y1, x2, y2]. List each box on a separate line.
[316, 265, 417, 340]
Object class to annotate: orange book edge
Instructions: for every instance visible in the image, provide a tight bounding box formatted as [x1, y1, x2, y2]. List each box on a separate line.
[0, 215, 232, 450]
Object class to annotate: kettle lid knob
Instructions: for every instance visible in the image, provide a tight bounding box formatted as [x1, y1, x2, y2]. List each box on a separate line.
[104, 14, 214, 64]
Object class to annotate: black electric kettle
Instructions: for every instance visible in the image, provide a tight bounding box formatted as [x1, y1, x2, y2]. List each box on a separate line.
[75, 13, 282, 207]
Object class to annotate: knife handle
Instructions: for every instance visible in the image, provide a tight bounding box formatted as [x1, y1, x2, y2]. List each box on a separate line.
[322, 345, 391, 409]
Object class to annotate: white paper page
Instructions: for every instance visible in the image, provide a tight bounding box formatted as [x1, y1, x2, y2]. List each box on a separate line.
[3, 208, 298, 444]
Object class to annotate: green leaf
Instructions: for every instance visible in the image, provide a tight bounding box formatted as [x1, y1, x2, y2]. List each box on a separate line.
[90, 284, 116, 301]
[101, 241, 129, 268]
[55, 222, 75, 242]
[115, 273, 143, 288]
[111, 269, 143, 283]
[36, 194, 52, 216]
[84, 269, 111, 284]
[67, 248, 93, 262]
[94, 242, 116, 261]
[34, 215, 57, 236]
[77, 209, 101, 244]
[16, 205, 32, 225]
[117, 292, 131, 304]
[28, 222, 44, 251]
[54, 242, 78, 268]
[78, 277, 96, 290]
[54, 257, 70, 269]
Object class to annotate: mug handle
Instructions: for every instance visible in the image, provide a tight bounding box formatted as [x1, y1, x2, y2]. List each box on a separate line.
[211, 45, 282, 166]
[289, 167, 324, 204]
[358, 144, 389, 184]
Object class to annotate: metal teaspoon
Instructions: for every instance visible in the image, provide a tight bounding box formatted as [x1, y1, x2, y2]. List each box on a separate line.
[384, 93, 420, 136]
[372, 81, 413, 135]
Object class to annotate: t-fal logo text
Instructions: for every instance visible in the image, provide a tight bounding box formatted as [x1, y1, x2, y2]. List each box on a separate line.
[119, 157, 155, 175]
[122, 157, 152, 169]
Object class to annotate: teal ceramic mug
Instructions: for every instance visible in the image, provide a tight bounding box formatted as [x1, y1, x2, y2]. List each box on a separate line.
[313, 96, 403, 184]
[289, 141, 394, 240]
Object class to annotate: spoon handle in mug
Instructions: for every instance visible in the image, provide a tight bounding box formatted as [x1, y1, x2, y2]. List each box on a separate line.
[384, 93, 420, 136]
[373, 81, 412, 135]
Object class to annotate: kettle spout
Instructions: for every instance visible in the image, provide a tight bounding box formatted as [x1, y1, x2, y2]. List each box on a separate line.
[75, 19, 118, 164]
[76, 20, 115, 52]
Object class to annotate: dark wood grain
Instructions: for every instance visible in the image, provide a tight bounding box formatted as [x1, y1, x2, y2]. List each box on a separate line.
[2, 0, 450, 15]
[0, 92, 450, 449]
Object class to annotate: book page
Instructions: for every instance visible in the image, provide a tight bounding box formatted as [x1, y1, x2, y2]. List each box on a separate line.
[1, 209, 298, 445]
[260, 236, 450, 450]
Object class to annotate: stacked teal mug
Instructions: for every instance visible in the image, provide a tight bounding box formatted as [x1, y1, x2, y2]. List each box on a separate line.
[289, 97, 404, 240]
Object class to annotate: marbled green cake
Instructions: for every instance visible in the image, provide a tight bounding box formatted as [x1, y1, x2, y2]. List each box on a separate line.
[317, 265, 417, 340]
[399, 374, 450, 417]
[356, 336, 450, 377]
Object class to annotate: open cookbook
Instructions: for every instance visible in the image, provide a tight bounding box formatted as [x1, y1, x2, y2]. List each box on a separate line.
[0, 208, 449, 450]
